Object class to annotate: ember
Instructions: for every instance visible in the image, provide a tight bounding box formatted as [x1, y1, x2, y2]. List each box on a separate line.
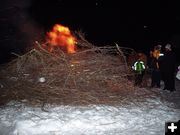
[47, 24, 76, 53]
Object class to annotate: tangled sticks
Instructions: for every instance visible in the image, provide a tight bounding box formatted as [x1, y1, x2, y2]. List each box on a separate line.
[0, 34, 135, 107]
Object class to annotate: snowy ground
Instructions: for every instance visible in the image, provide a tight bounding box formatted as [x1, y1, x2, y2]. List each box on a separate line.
[0, 80, 180, 135]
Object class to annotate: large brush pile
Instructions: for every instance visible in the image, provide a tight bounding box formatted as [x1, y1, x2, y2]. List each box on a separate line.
[0, 32, 136, 106]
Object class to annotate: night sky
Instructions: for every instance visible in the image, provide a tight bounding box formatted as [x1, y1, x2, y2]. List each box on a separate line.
[1, 0, 180, 64]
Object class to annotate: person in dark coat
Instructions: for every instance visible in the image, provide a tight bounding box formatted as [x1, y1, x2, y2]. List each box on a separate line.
[159, 44, 176, 92]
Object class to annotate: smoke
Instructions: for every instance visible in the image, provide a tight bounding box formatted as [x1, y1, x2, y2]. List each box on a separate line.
[0, 0, 44, 62]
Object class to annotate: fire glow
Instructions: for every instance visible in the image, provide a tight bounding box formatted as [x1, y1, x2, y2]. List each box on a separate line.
[47, 24, 76, 53]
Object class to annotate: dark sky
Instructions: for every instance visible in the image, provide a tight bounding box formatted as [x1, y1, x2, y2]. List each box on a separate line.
[1, 0, 180, 63]
[28, 0, 180, 44]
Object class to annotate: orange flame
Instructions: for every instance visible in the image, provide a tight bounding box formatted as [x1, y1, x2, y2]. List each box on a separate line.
[47, 24, 76, 53]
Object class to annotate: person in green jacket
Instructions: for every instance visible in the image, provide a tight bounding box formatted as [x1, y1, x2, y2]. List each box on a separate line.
[132, 57, 146, 86]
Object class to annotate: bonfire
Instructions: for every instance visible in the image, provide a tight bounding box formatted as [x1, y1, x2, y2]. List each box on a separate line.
[0, 24, 136, 107]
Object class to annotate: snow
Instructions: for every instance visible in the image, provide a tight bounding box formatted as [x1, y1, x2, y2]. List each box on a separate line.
[0, 81, 180, 135]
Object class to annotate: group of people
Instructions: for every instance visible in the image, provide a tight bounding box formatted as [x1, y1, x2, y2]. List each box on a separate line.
[132, 43, 176, 92]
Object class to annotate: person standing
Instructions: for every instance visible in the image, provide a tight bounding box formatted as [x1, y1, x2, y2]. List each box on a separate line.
[149, 45, 163, 88]
[159, 44, 176, 92]
[132, 52, 146, 87]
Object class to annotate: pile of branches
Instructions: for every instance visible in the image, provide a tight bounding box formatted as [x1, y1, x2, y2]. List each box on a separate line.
[0, 32, 136, 106]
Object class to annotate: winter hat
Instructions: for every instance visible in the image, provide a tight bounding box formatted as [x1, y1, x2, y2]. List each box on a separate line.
[157, 44, 162, 48]
[165, 43, 171, 50]
[154, 45, 161, 50]
[157, 45, 162, 50]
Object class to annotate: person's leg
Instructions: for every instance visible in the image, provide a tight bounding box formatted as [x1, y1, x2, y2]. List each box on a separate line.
[168, 73, 175, 91]
[152, 70, 160, 88]
[156, 71, 161, 88]
[151, 70, 155, 87]
[164, 74, 170, 90]
[134, 74, 139, 86]
[161, 72, 167, 90]
[141, 71, 146, 87]
[136, 74, 142, 86]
